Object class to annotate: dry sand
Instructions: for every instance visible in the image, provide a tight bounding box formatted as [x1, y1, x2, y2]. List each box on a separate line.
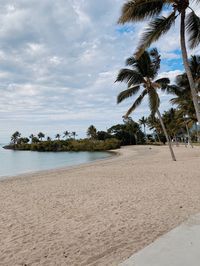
[0, 145, 200, 266]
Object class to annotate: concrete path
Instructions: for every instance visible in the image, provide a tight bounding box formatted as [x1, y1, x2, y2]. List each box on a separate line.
[120, 213, 200, 266]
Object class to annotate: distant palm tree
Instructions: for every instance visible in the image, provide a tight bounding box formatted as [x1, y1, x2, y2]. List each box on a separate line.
[29, 134, 35, 143]
[139, 116, 147, 139]
[63, 131, 70, 139]
[71, 132, 77, 140]
[162, 108, 181, 146]
[47, 136, 52, 141]
[118, 0, 200, 124]
[87, 125, 97, 140]
[11, 131, 21, 144]
[116, 49, 176, 161]
[38, 132, 45, 141]
[55, 134, 61, 140]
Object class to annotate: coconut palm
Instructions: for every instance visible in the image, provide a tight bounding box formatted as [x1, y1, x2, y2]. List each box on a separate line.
[38, 132, 45, 141]
[29, 134, 35, 143]
[71, 132, 77, 140]
[168, 56, 200, 130]
[147, 115, 163, 143]
[118, 0, 200, 124]
[162, 108, 181, 145]
[11, 131, 21, 144]
[139, 116, 148, 138]
[63, 131, 70, 139]
[116, 49, 176, 161]
[55, 134, 61, 140]
[169, 55, 200, 118]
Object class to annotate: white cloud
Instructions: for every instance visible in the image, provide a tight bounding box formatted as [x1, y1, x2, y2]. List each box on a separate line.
[0, 0, 198, 143]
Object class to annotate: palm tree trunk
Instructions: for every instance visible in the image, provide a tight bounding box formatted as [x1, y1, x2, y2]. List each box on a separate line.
[196, 122, 199, 143]
[180, 11, 200, 124]
[144, 124, 146, 140]
[156, 131, 161, 143]
[174, 134, 179, 147]
[157, 109, 176, 161]
[185, 122, 193, 148]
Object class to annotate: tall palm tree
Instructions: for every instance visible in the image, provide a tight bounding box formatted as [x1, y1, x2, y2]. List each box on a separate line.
[169, 56, 199, 126]
[116, 49, 176, 161]
[118, 0, 200, 124]
[139, 116, 147, 138]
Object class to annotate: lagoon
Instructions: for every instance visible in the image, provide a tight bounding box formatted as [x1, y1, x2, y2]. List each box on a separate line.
[0, 144, 112, 178]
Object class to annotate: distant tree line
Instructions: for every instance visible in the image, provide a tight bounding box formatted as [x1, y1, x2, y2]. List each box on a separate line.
[6, 119, 146, 152]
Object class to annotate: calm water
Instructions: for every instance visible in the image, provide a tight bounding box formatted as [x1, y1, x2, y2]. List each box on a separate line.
[0, 145, 112, 178]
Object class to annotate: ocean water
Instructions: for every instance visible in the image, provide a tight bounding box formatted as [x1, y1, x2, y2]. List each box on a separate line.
[0, 145, 112, 178]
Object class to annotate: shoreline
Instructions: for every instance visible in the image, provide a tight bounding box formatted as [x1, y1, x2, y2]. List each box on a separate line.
[0, 149, 118, 182]
[1, 145, 200, 265]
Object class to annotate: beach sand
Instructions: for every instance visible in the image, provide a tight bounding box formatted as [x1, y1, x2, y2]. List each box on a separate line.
[0, 145, 200, 266]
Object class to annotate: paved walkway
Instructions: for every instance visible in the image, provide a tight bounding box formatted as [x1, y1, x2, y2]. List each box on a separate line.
[120, 213, 200, 266]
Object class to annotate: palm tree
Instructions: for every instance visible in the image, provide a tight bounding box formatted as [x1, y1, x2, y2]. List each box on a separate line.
[139, 116, 147, 139]
[29, 134, 35, 143]
[118, 0, 200, 124]
[87, 125, 97, 140]
[55, 134, 61, 140]
[11, 131, 21, 144]
[116, 49, 176, 161]
[71, 132, 77, 140]
[38, 132, 45, 141]
[169, 55, 200, 118]
[63, 131, 70, 139]
[168, 67, 199, 146]
[162, 108, 181, 145]
[47, 136, 52, 142]
[147, 114, 167, 143]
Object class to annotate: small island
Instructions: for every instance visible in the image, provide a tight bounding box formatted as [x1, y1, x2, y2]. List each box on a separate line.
[4, 121, 146, 152]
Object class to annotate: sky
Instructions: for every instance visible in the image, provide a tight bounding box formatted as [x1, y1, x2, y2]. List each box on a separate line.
[0, 0, 199, 143]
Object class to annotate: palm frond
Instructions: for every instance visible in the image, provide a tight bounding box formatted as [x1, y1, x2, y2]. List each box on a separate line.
[150, 48, 161, 75]
[135, 12, 176, 58]
[125, 56, 136, 66]
[170, 97, 181, 105]
[148, 87, 160, 116]
[115, 68, 144, 85]
[135, 51, 153, 77]
[124, 89, 148, 117]
[117, 85, 140, 103]
[118, 0, 165, 23]
[154, 77, 170, 91]
[190, 55, 200, 78]
[154, 77, 170, 84]
[166, 84, 183, 95]
[186, 11, 200, 49]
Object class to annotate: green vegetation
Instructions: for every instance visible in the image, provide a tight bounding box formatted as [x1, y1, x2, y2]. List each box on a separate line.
[118, 0, 200, 125]
[5, 138, 120, 152]
[6, 121, 145, 152]
[116, 48, 176, 160]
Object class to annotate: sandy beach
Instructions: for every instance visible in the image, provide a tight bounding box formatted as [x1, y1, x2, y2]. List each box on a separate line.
[0, 145, 200, 266]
